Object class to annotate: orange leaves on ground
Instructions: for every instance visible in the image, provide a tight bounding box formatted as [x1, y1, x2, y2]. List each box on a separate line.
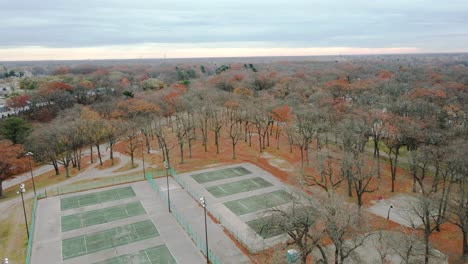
[6, 94, 29, 109]
[0, 140, 29, 181]
[270, 105, 292, 123]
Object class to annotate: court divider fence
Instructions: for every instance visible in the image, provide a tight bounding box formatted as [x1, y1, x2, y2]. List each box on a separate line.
[169, 168, 265, 253]
[145, 173, 222, 264]
[25, 194, 38, 264]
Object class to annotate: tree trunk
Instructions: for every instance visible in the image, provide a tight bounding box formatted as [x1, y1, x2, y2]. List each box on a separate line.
[347, 170, 353, 197]
[65, 163, 70, 177]
[258, 130, 263, 153]
[424, 234, 430, 264]
[188, 140, 192, 158]
[179, 143, 184, 164]
[266, 127, 270, 147]
[89, 144, 94, 163]
[215, 131, 219, 154]
[463, 230, 468, 262]
[109, 144, 114, 165]
[0, 180, 3, 198]
[52, 160, 59, 175]
[300, 146, 304, 172]
[96, 144, 103, 166]
[232, 141, 236, 159]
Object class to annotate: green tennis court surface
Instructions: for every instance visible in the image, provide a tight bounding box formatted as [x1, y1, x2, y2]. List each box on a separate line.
[246, 217, 285, 239]
[61, 201, 146, 232]
[61, 186, 136, 211]
[207, 177, 273, 198]
[191, 166, 251, 184]
[62, 220, 159, 260]
[224, 190, 293, 215]
[94, 245, 177, 264]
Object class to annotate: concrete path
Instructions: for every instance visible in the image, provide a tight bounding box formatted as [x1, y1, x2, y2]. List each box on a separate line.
[154, 177, 251, 264]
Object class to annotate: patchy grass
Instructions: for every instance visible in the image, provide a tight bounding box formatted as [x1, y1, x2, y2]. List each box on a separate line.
[0, 198, 33, 263]
[1, 161, 92, 201]
[97, 157, 121, 170]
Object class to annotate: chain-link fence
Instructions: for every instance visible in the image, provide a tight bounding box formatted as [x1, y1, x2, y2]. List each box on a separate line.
[25, 194, 38, 264]
[45, 170, 166, 197]
[146, 173, 222, 264]
[169, 168, 262, 253]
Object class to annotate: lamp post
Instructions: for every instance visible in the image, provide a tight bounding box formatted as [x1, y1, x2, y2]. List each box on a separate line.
[26, 152, 36, 196]
[17, 183, 29, 239]
[137, 131, 146, 179]
[387, 204, 394, 220]
[164, 160, 171, 213]
[200, 197, 209, 264]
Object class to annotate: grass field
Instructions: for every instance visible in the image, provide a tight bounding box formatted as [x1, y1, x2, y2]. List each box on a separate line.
[62, 220, 159, 260]
[191, 166, 251, 184]
[223, 190, 293, 215]
[206, 177, 273, 198]
[94, 244, 177, 264]
[60, 186, 136, 211]
[61, 201, 146, 232]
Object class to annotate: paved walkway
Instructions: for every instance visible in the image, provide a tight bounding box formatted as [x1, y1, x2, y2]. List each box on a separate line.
[154, 177, 251, 264]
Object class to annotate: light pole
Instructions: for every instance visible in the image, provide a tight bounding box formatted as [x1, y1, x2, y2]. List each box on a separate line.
[387, 204, 394, 220]
[17, 183, 29, 239]
[2, 257, 8, 264]
[200, 197, 209, 264]
[164, 160, 171, 213]
[137, 131, 146, 179]
[26, 152, 36, 196]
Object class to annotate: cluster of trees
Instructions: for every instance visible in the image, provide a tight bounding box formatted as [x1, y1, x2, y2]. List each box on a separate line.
[0, 55, 467, 261]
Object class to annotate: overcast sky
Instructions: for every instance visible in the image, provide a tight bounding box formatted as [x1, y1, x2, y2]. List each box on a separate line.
[1, 0, 467, 60]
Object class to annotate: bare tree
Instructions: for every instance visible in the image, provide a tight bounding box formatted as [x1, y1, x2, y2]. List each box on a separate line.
[260, 195, 328, 264]
[319, 196, 372, 264]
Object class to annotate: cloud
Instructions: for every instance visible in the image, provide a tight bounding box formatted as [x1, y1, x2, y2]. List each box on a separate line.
[0, 0, 467, 59]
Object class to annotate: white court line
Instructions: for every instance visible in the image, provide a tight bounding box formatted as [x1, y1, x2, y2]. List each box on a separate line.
[238, 201, 249, 210]
[218, 186, 228, 194]
[251, 179, 261, 187]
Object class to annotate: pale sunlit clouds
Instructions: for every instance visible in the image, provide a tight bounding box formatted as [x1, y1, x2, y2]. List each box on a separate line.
[0, 0, 467, 61]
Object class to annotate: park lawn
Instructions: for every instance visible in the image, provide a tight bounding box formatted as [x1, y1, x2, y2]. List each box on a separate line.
[0, 198, 33, 263]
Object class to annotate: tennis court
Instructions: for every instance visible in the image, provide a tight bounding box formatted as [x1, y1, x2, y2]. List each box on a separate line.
[61, 201, 146, 232]
[207, 177, 273, 198]
[94, 244, 177, 264]
[224, 190, 293, 215]
[60, 186, 136, 211]
[191, 166, 251, 184]
[246, 217, 285, 239]
[62, 220, 159, 260]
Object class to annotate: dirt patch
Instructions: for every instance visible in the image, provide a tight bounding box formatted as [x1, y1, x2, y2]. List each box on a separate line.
[97, 157, 121, 170]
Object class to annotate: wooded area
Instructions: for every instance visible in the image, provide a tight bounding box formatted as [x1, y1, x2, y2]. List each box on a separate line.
[0, 54, 467, 263]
